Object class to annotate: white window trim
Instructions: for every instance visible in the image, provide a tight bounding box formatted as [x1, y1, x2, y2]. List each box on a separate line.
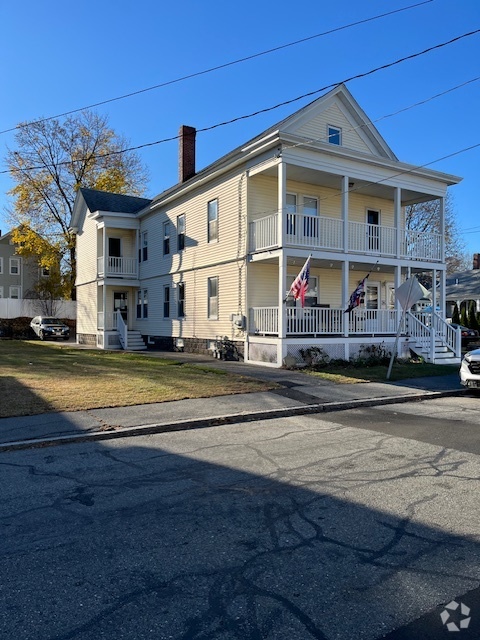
[0, 286, 3, 298]
[327, 125, 342, 145]
[208, 276, 219, 319]
[9, 286, 21, 299]
[0, 257, 3, 274]
[9, 257, 20, 275]
[208, 199, 218, 243]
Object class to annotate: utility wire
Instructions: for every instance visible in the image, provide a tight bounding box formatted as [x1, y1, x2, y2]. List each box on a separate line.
[3, 25, 479, 176]
[0, 0, 434, 135]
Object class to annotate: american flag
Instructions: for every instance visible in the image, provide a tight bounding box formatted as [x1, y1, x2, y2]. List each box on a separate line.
[345, 277, 367, 313]
[288, 255, 311, 308]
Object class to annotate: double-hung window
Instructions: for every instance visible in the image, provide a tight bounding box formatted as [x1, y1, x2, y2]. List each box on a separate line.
[303, 196, 318, 237]
[207, 277, 218, 319]
[208, 199, 218, 243]
[9, 286, 20, 299]
[163, 222, 170, 255]
[178, 282, 185, 318]
[142, 232, 148, 262]
[136, 289, 148, 319]
[286, 193, 297, 235]
[177, 214, 185, 251]
[10, 257, 20, 275]
[163, 286, 170, 318]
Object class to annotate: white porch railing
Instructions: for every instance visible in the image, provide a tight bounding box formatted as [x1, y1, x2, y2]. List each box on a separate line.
[97, 312, 118, 331]
[97, 256, 138, 278]
[286, 307, 344, 334]
[250, 307, 400, 336]
[249, 214, 278, 252]
[248, 212, 442, 261]
[250, 307, 278, 335]
[285, 213, 343, 250]
[401, 229, 442, 261]
[116, 310, 128, 349]
[348, 221, 396, 256]
[407, 311, 461, 361]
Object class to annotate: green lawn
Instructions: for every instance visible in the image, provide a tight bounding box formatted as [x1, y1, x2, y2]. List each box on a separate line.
[0, 341, 275, 418]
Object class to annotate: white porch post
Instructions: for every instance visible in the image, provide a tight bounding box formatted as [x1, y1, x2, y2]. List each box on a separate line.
[439, 268, 446, 317]
[278, 160, 286, 248]
[432, 267, 437, 313]
[102, 226, 107, 277]
[394, 187, 401, 258]
[342, 259, 349, 338]
[342, 176, 349, 253]
[439, 196, 445, 264]
[278, 250, 287, 365]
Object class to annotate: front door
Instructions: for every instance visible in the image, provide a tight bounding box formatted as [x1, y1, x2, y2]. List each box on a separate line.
[364, 281, 380, 332]
[367, 209, 380, 251]
[114, 292, 128, 322]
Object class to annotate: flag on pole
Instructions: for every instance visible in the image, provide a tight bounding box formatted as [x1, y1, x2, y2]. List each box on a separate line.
[287, 255, 311, 308]
[345, 277, 367, 313]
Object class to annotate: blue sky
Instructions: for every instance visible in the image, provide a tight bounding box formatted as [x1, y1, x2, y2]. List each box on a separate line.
[1, 0, 479, 257]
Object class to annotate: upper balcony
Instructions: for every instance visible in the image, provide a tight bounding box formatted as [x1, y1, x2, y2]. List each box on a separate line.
[248, 212, 442, 262]
[97, 256, 138, 279]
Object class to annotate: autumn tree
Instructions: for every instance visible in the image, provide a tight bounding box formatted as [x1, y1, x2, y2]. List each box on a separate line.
[6, 111, 148, 299]
[405, 192, 470, 275]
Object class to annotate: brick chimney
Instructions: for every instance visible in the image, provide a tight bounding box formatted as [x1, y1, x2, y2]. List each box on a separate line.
[179, 125, 196, 183]
[474, 253, 480, 270]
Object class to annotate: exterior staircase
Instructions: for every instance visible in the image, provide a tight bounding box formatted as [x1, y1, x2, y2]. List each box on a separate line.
[406, 312, 461, 365]
[123, 330, 147, 351]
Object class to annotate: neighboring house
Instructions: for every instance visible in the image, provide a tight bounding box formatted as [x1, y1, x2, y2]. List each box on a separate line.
[0, 229, 49, 301]
[445, 267, 480, 317]
[71, 84, 462, 365]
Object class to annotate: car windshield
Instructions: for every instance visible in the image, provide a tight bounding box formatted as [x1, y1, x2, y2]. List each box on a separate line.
[43, 318, 62, 324]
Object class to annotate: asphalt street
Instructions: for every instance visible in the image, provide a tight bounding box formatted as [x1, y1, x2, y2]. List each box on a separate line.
[1, 394, 479, 640]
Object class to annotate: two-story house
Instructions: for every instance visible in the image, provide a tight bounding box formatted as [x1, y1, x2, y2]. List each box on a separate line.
[71, 84, 462, 366]
[0, 229, 49, 301]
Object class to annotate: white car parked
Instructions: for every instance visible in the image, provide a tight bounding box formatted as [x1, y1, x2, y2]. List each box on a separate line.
[459, 348, 480, 389]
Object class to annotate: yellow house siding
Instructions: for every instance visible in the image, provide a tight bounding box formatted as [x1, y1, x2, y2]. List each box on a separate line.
[76, 213, 98, 285]
[348, 193, 395, 226]
[138, 261, 243, 340]
[295, 103, 372, 154]
[76, 282, 97, 334]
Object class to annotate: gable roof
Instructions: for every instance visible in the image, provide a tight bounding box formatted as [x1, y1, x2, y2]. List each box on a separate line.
[79, 188, 151, 214]
[248, 83, 398, 160]
[446, 270, 480, 299]
[151, 83, 457, 208]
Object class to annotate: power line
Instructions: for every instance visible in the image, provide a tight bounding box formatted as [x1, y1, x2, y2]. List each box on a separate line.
[0, 0, 434, 136]
[3, 25, 479, 176]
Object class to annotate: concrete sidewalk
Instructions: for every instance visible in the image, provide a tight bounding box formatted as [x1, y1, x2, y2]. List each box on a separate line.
[0, 349, 466, 451]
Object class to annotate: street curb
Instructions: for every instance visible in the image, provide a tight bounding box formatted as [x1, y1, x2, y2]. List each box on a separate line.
[0, 388, 465, 453]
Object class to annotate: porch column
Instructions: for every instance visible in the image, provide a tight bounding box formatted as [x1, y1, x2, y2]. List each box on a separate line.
[438, 268, 446, 317]
[278, 161, 287, 248]
[278, 250, 287, 365]
[342, 176, 349, 253]
[342, 260, 349, 337]
[394, 265, 402, 330]
[439, 197, 445, 263]
[394, 186, 401, 258]
[102, 285, 106, 337]
[102, 226, 107, 277]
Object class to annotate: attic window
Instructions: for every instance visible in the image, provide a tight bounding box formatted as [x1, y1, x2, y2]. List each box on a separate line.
[327, 125, 342, 146]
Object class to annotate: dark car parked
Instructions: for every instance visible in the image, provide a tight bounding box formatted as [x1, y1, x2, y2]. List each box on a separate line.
[30, 316, 70, 341]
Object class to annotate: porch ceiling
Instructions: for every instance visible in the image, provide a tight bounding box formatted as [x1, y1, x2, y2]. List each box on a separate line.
[258, 164, 433, 205]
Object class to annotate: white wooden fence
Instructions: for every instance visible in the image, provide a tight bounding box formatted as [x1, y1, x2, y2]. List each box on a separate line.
[0, 298, 76, 319]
